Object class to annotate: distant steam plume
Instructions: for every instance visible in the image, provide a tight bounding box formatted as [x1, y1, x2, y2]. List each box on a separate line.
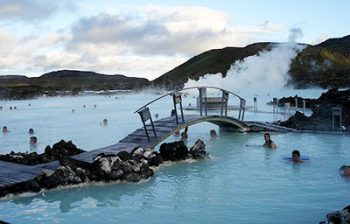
[288, 27, 303, 42]
[184, 29, 305, 95]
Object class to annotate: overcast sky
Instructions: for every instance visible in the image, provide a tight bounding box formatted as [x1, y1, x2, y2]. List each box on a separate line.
[0, 0, 349, 80]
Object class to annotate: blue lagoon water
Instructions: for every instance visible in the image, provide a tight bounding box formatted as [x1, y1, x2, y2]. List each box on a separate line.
[1, 90, 350, 223]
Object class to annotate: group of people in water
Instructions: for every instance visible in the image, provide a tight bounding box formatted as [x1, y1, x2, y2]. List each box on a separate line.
[263, 132, 350, 174]
[2, 126, 38, 146]
[263, 132, 304, 163]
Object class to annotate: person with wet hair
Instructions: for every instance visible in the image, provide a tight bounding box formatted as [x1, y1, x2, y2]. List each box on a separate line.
[262, 132, 277, 149]
[339, 165, 350, 176]
[210, 129, 218, 138]
[28, 128, 34, 135]
[2, 126, 9, 133]
[30, 136, 38, 145]
[292, 150, 303, 163]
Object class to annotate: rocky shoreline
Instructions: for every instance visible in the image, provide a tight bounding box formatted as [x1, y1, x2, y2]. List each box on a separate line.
[0, 139, 208, 198]
[0, 140, 84, 165]
[320, 205, 350, 224]
[275, 88, 350, 131]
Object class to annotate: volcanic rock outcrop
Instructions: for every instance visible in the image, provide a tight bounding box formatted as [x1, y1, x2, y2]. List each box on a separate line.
[276, 88, 350, 131]
[0, 140, 85, 165]
[319, 205, 350, 224]
[0, 139, 209, 197]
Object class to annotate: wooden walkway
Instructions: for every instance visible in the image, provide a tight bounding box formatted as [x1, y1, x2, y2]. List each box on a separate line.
[0, 161, 54, 186]
[73, 114, 249, 163]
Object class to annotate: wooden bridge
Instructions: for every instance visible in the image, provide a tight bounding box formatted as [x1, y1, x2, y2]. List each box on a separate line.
[0, 86, 294, 188]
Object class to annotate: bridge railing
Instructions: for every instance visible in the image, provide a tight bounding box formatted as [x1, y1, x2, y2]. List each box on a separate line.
[134, 87, 246, 141]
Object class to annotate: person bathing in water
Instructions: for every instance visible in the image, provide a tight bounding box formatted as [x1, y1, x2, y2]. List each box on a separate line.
[263, 132, 277, 149]
[181, 126, 189, 141]
[291, 150, 304, 163]
[339, 165, 350, 176]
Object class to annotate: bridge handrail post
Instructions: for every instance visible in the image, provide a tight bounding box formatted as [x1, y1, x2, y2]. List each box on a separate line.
[179, 98, 185, 123]
[221, 90, 229, 116]
[205, 93, 208, 116]
[201, 87, 208, 116]
[172, 93, 185, 124]
[172, 95, 179, 124]
[137, 107, 157, 142]
[198, 88, 203, 116]
[238, 99, 246, 120]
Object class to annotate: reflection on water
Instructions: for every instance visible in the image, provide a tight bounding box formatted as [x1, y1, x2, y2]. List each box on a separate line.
[11, 182, 150, 213]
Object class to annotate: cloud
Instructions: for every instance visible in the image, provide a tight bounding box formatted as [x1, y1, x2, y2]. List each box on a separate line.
[0, 4, 286, 80]
[0, 0, 76, 21]
[69, 5, 284, 56]
[0, 28, 20, 55]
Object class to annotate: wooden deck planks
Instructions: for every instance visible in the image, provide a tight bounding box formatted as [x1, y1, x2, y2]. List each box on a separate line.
[0, 160, 55, 186]
[72, 142, 140, 163]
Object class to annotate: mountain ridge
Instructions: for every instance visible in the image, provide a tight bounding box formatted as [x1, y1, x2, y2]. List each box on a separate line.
[0, 70, 149, 99]
[152, 35, 350, 89]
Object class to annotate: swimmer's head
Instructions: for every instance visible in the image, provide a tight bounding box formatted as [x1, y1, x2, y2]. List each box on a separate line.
[264, 132, 271, 141]
[340, 165, 350, 176]
[210, 129, 217, 137]
[292, 150, 301, 163]
[30, 136, 37, 145]
[2, 126, 8, 133]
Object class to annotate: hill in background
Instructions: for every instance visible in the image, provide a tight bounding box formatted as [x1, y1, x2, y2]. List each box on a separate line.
[0, 70, 149, 99]
[152, 35, 350, 89]
[290, 35, 350, 88]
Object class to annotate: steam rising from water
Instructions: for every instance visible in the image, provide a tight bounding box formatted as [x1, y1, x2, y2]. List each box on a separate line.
[184, 41, 305, 96]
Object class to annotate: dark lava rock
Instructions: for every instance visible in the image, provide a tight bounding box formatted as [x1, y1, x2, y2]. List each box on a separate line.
[276, 88, 350, 131]
[45, 140, 85, 160]
[277, 95, 317, 108]
[159, 140, 189, 161]
[89, 152, 154, 182]
[0, 141, 209, 198]
[320, 205, 350, 224]
[277, 111, 311, 130]
[117, 150, 131, 162]
[132, 147, 163, 167]
[189, 139, 210, 160]
[40, 166, 84, 189]
[148, 154, 162, 167]
[0, 219, 10, 224]
[0, 151, 48, 165]
[0, 140, 85, 165]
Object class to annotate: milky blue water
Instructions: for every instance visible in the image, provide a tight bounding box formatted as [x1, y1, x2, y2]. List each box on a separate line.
[1, 89, 349, 223]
